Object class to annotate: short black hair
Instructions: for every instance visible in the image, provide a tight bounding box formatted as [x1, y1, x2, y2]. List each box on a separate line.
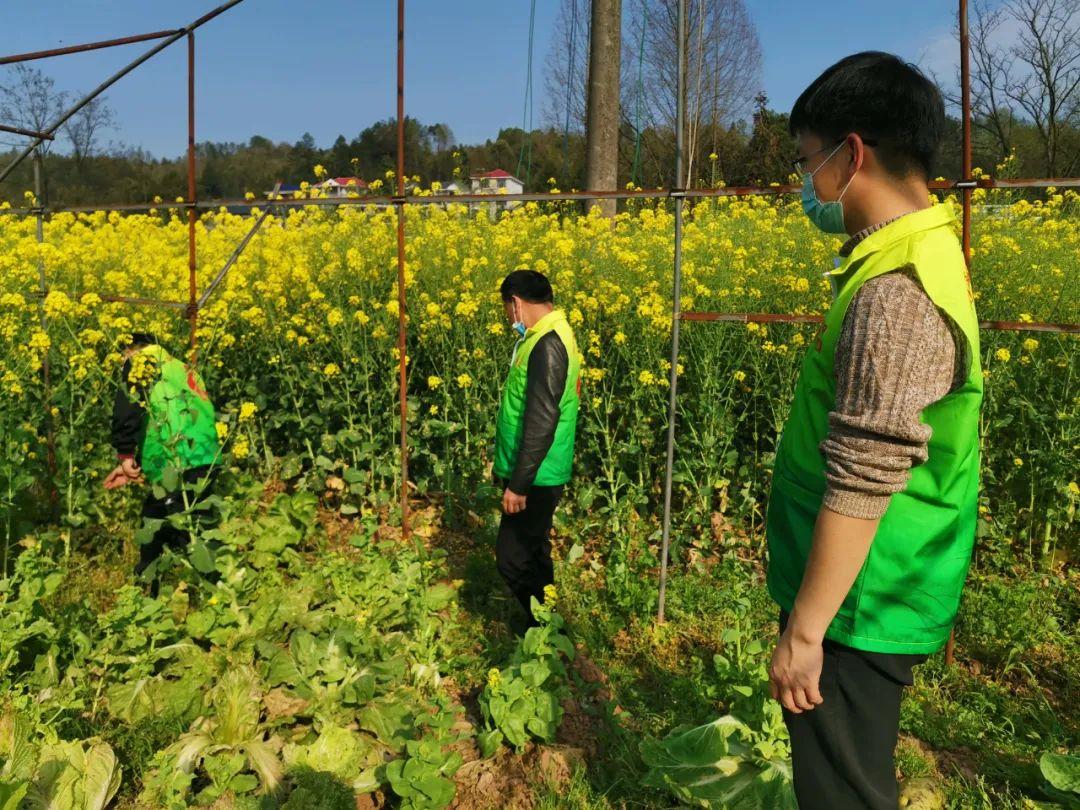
[500, 270, 553, 304]
[790, 52, 944, 179]
[125, 331, 157, 349]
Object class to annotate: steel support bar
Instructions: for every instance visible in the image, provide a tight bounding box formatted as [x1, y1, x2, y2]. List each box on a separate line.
[948, 0, 976, 668]
[186, 32, 198, 360]
[0, 29, 182, 65]
[197, 185, 280, 308]
[5, 176, 1080, 218]
[101, 295, 189, 309]
[657, 0, 686, 624]
[34, 151, 59, 515]
[0, 0, 244, 186]
[681, 311, 1079, 334]
[395, 0, 411, 540]
[0, 123, 54, 141]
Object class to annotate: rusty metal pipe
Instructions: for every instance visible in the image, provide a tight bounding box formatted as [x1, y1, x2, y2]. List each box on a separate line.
[0, 29, 181, 65]
[0, 0, 245, 186]
[0, 123, 54, 141]
[186, 32, 198, 361]
[395, 0, 411, 539]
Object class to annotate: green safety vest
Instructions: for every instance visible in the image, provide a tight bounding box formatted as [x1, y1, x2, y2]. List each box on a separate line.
[766, 204, 984, 654]
[134, 345, 220, 484]
[493, 309, 581, 487]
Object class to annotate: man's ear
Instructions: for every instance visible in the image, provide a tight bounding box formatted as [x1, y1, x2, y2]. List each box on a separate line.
[847, 133, 869, 173]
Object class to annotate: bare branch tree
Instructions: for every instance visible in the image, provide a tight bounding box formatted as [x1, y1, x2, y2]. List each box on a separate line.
[62, 95, 115, 173]
[0, 64, 68, 156]
[1002, 0, 1080, 175]
[543, 0, 590, 132]
[962, 0, 1019, 159]
[627, 0, 761, 186]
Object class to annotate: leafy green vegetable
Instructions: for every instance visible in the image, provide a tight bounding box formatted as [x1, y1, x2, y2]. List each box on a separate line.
[478, 594, 573, 753]
[282, 724, 380, 793]
[640, 715, 797, 810]
[385, 738, 462, 810]
[23, 739, 122, 810]
[1040, 752, 1080, 808]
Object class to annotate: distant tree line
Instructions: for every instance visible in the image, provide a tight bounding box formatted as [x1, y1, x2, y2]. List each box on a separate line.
[1, 0, 1078, 207]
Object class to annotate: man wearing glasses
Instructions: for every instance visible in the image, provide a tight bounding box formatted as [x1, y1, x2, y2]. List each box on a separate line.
[765, 52, 982, 809]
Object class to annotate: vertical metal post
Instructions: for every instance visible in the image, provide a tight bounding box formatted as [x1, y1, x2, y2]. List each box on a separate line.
[960, 0, 973, 270]
[657, 0, 686, 623]
[34, 151, 59, 513]
[946, 0, 973, 667]
[396, 0, 411, 539]
[186, 32, 198, 361]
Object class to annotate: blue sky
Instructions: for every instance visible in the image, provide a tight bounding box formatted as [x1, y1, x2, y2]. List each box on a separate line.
[0, 1, 963, 158]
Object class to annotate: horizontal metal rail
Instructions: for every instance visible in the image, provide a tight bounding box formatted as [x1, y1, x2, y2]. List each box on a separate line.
[0, 123, 55, 141]
[0, 29, 182, 65]
[682, 311, 1080, 334]
[27, 289, 189, 309]
[5, 175, 1079, 217]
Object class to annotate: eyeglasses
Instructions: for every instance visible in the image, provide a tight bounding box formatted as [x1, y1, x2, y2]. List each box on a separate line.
[791, 136, 878, 175]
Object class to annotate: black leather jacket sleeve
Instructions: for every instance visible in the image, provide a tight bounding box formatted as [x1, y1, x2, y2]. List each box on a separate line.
[111, 358, 147, 458]
[508, 330, 569, 495]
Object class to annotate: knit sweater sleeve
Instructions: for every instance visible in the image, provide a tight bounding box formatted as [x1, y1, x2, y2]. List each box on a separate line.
[820, 269, 965, 520]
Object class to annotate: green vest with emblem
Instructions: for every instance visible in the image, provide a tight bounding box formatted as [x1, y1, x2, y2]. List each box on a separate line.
[766, 204, 983, 654]
[493, 310, 581, 487]
[134, 345, 220, 484]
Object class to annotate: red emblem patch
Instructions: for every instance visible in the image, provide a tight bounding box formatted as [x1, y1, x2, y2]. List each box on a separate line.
[187, 369, 210, 400]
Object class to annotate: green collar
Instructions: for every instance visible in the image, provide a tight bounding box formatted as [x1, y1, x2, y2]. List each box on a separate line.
[526, 308, 565, 337]
[136, 344, 174, 364]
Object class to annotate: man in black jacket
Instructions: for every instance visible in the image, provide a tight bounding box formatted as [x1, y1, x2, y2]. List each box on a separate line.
[491, 271, 581, 627]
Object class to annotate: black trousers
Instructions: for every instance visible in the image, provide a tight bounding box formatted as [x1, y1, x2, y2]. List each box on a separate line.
[780, 612, 927, 810]
[136, 466, 214, 589]
[495, 483, 563, 622]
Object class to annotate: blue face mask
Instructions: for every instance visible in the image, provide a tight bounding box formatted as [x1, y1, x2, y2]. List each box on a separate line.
[801, 141, 855, 235]
[511, 300, 527, 337]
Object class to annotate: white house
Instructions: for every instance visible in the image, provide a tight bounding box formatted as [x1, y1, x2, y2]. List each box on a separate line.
[315, 177, 368, 198]
[469, 169, 524, 216]
[470, 169, 523, 195]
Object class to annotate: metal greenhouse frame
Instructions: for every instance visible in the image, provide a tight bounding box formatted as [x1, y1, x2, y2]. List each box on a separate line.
[2, 0, 1077, 663]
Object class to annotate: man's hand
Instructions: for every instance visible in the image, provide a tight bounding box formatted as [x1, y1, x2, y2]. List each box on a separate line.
[769, 625, 824, 714]
[767, 507, 879, 714]
[104, 458, 144, 490]
[502, 488, 527, 515]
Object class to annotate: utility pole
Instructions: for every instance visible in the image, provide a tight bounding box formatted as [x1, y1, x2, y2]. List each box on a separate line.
[585, 0, 621, 216]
